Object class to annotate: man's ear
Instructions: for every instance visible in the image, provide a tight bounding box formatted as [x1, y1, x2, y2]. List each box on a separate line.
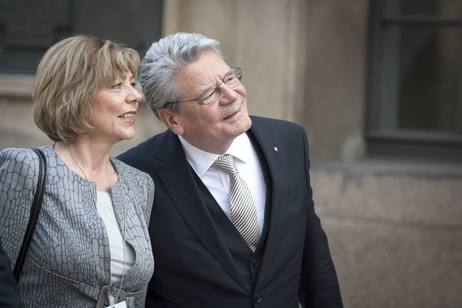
[158, 108, 184, 135]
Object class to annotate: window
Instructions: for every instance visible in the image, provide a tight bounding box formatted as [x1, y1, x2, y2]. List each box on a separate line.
[0, 0, 163, 74]
[366, 0, 462, 161]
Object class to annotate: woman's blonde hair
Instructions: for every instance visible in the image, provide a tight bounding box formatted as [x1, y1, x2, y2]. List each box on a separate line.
[33, 34, 140, 142]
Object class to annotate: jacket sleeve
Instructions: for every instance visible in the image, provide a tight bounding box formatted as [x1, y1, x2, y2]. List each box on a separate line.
[0, 148, 39, 265]
[298, 129, 343, 308]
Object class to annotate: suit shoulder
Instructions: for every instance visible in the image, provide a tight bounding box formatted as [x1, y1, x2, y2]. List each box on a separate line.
[118, 130, 169, 163]
[118, 137, 154, 160]
[251, 115, 306, 134]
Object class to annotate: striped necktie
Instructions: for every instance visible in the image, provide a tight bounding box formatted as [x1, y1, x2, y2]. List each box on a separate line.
[214, 154, 260, 252]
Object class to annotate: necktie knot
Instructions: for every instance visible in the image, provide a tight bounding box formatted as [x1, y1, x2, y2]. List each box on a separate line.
[214, 154, 237, 176]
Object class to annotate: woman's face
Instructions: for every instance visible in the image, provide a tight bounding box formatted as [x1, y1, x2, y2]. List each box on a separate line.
[89, 73, 142, 143]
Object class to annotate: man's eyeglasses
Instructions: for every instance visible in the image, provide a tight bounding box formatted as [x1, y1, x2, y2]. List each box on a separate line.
[166, 67, 242, 107]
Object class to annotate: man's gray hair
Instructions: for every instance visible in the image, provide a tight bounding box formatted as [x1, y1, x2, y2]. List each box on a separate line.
[140, 32, 222, 116]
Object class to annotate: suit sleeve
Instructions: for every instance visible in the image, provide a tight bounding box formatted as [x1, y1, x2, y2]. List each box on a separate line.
[298, 128, 343, 308]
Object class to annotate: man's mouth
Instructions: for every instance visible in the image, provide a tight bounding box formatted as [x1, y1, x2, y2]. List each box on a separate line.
[223, 105, 241, 120]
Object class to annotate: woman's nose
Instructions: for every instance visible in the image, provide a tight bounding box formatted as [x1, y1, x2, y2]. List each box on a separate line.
[127, 85, 142, 103]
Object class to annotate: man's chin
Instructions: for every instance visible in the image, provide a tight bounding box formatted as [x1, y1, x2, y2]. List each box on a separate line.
[234, 114, 252, 135]
[244, 115, 252, 131]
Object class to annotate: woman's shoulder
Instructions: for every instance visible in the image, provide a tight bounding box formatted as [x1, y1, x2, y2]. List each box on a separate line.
[0, 147, 45, 192]
[1, 147, 37, 160]
[0, 147, 40, 172]
[112, 157, 153, 185]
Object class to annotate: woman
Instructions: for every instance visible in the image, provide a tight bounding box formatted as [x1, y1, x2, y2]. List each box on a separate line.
[0, 35, 154, 307]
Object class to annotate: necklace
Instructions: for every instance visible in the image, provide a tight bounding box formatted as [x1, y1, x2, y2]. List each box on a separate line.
[68, 146, 90, 181]
[67, 147, 116, 186]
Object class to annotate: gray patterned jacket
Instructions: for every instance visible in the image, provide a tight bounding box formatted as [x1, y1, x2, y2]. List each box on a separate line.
[0, 145, 155, 307]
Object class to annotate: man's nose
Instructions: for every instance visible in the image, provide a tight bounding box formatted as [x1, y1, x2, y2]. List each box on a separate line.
[218, 83, 238, 104]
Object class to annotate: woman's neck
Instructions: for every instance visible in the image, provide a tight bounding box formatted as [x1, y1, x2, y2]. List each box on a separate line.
[54, 138, 118, 192]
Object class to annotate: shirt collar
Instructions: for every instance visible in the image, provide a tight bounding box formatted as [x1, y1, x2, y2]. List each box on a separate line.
[178, 133, 253, 177]
[227, 133, 253, 165]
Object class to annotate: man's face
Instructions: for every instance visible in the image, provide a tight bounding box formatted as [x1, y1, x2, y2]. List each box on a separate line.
[161, 50, 252, 154]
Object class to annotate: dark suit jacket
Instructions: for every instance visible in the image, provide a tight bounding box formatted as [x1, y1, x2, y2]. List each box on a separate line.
[119, 116, 342, 308]
[0, 240, 21, 308]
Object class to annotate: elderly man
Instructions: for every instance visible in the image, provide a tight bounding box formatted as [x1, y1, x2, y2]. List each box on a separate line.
[119, 32, 342, 308]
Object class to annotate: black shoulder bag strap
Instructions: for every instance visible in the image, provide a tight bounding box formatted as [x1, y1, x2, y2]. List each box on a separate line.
[13, 148, 47, 282]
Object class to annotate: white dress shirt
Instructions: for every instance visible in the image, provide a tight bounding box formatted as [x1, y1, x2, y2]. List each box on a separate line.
[178, 134, 266, 233]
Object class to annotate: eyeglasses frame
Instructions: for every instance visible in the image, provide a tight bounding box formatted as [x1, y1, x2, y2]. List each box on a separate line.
[164, 67, 243, 107]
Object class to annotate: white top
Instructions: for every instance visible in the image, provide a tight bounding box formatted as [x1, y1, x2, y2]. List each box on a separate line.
[179, 133, 266, 233]
[96, 191, 135, 284]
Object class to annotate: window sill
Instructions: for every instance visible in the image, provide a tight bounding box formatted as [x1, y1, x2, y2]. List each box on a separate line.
[313, 157, 462, 180]
[0, 74, 34, 99]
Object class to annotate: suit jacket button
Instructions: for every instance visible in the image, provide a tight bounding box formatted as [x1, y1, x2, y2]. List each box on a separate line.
[254, 295, 262, 304]
[252, 258, 260, 267]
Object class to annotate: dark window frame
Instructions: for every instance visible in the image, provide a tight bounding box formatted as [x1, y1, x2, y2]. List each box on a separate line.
[365, 0, 462, 162]
[0, 0, 163, 75]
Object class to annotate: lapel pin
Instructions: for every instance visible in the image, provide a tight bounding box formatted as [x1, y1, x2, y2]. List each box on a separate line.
[273, 146, 279, 152]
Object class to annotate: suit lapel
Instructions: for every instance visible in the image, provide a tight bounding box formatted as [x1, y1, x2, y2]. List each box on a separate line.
[153, 131, 251, 292]
[248, 121, 290, 289]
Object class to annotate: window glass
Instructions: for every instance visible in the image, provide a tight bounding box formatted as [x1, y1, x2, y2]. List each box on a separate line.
[385, 0, 462, 18]
[380, 25, 462, 133]
[366, 0, 462, 159]
[0, 0, 163, 74]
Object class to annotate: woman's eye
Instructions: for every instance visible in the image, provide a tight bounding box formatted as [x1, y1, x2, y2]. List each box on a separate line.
[111, 82, 123, 89]
[130, 81, 137, 87]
